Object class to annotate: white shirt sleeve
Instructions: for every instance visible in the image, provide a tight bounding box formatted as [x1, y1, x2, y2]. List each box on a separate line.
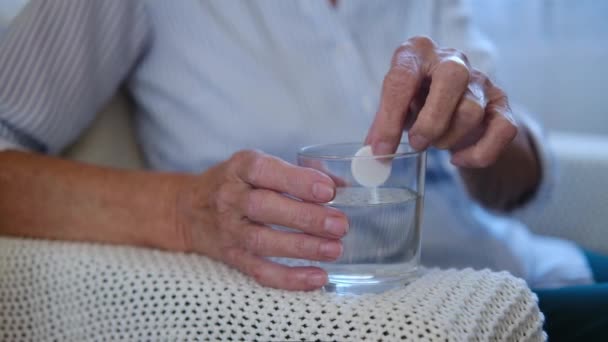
[0, 0, 151, 154]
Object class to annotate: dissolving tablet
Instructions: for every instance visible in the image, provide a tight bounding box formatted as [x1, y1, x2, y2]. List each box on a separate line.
[351, 145, 392, 187]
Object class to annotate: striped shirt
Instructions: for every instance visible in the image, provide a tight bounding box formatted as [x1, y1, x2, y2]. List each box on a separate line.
[0, 0, 592, 288]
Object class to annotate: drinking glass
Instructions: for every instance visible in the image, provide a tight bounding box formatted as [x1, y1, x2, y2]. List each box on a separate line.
[297, 143, 426, 294]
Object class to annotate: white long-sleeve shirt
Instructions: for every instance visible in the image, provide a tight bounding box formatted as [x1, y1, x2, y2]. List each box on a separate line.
[0, 0, 592, 288]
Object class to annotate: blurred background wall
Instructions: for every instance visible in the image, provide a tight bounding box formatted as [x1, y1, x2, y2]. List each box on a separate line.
[471, 0, 608, 136]
[0, 0, 23, 26]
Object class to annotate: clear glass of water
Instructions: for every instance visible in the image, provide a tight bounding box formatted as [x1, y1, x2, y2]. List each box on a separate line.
[297, 143, 426, 294]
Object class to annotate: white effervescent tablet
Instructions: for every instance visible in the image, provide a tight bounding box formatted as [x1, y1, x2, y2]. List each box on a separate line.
[351, 145, 392, 187]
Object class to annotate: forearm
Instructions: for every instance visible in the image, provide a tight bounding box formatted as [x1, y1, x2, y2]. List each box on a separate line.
[457, 125, 541, 211]
[0, 150, 191, 251]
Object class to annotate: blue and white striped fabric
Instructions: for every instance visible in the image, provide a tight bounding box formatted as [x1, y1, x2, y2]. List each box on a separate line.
[0, 0, 149, 153]
[0, 0, 593, 288]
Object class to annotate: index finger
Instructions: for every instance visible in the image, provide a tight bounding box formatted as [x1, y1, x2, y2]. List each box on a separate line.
[365, 47, 422, 155]
[234, 151, 336, 203]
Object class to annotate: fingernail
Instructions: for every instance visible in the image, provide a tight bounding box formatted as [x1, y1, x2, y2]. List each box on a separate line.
[312, 182, 334, 201]
[320, 241, 343, 259]
[307, 271, 328, 287]
[324, 216, 348, 237]
[409, 134, 430, 151]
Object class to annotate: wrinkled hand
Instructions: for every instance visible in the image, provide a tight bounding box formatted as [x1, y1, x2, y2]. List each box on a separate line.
[175, 150, 349, 290]
[366, 36, 517, 168]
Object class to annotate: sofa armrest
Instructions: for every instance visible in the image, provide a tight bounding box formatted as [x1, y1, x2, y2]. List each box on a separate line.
[515, 132, 608, 254]
[0, 237, 544, 341]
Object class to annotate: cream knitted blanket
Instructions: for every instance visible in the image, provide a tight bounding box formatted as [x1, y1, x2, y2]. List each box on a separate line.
[0, 237, 545, 341]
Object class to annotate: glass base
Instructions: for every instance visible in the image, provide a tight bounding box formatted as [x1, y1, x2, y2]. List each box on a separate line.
[322, 269, 420, 295]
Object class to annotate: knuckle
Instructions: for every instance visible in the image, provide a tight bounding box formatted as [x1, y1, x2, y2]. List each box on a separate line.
[394, 44, 410, 57]
[230, 149, 259, 166]
[443, 48, 469, 66]
[470, 68, 488, 84]
[247, 154, 269, 184]
[408, 35, 436, 50]
[214, 183, 238, 214]
[391, 46, 419, 71]
[293, 237, 312, 257]
[390, 55, 419, 74]
[384, 60, 418, 93]
[289, 206, 316, 230]
[440, 58, 470, 83]
[492, 88, 510, 108]
[230, 149, 267, 182]
[244, 190, 265, 219]
[493, 84, 507, 97]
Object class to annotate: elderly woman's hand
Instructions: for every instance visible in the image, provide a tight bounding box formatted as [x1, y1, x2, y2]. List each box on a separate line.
[366, 36, 517, 168]
[174, 150, 348, 290]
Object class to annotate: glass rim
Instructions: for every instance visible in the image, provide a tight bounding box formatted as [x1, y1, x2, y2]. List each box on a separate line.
[297, 142, 422, 160]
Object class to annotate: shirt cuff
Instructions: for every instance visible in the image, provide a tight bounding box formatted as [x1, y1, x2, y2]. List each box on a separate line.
[510, 106, 555, 214]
